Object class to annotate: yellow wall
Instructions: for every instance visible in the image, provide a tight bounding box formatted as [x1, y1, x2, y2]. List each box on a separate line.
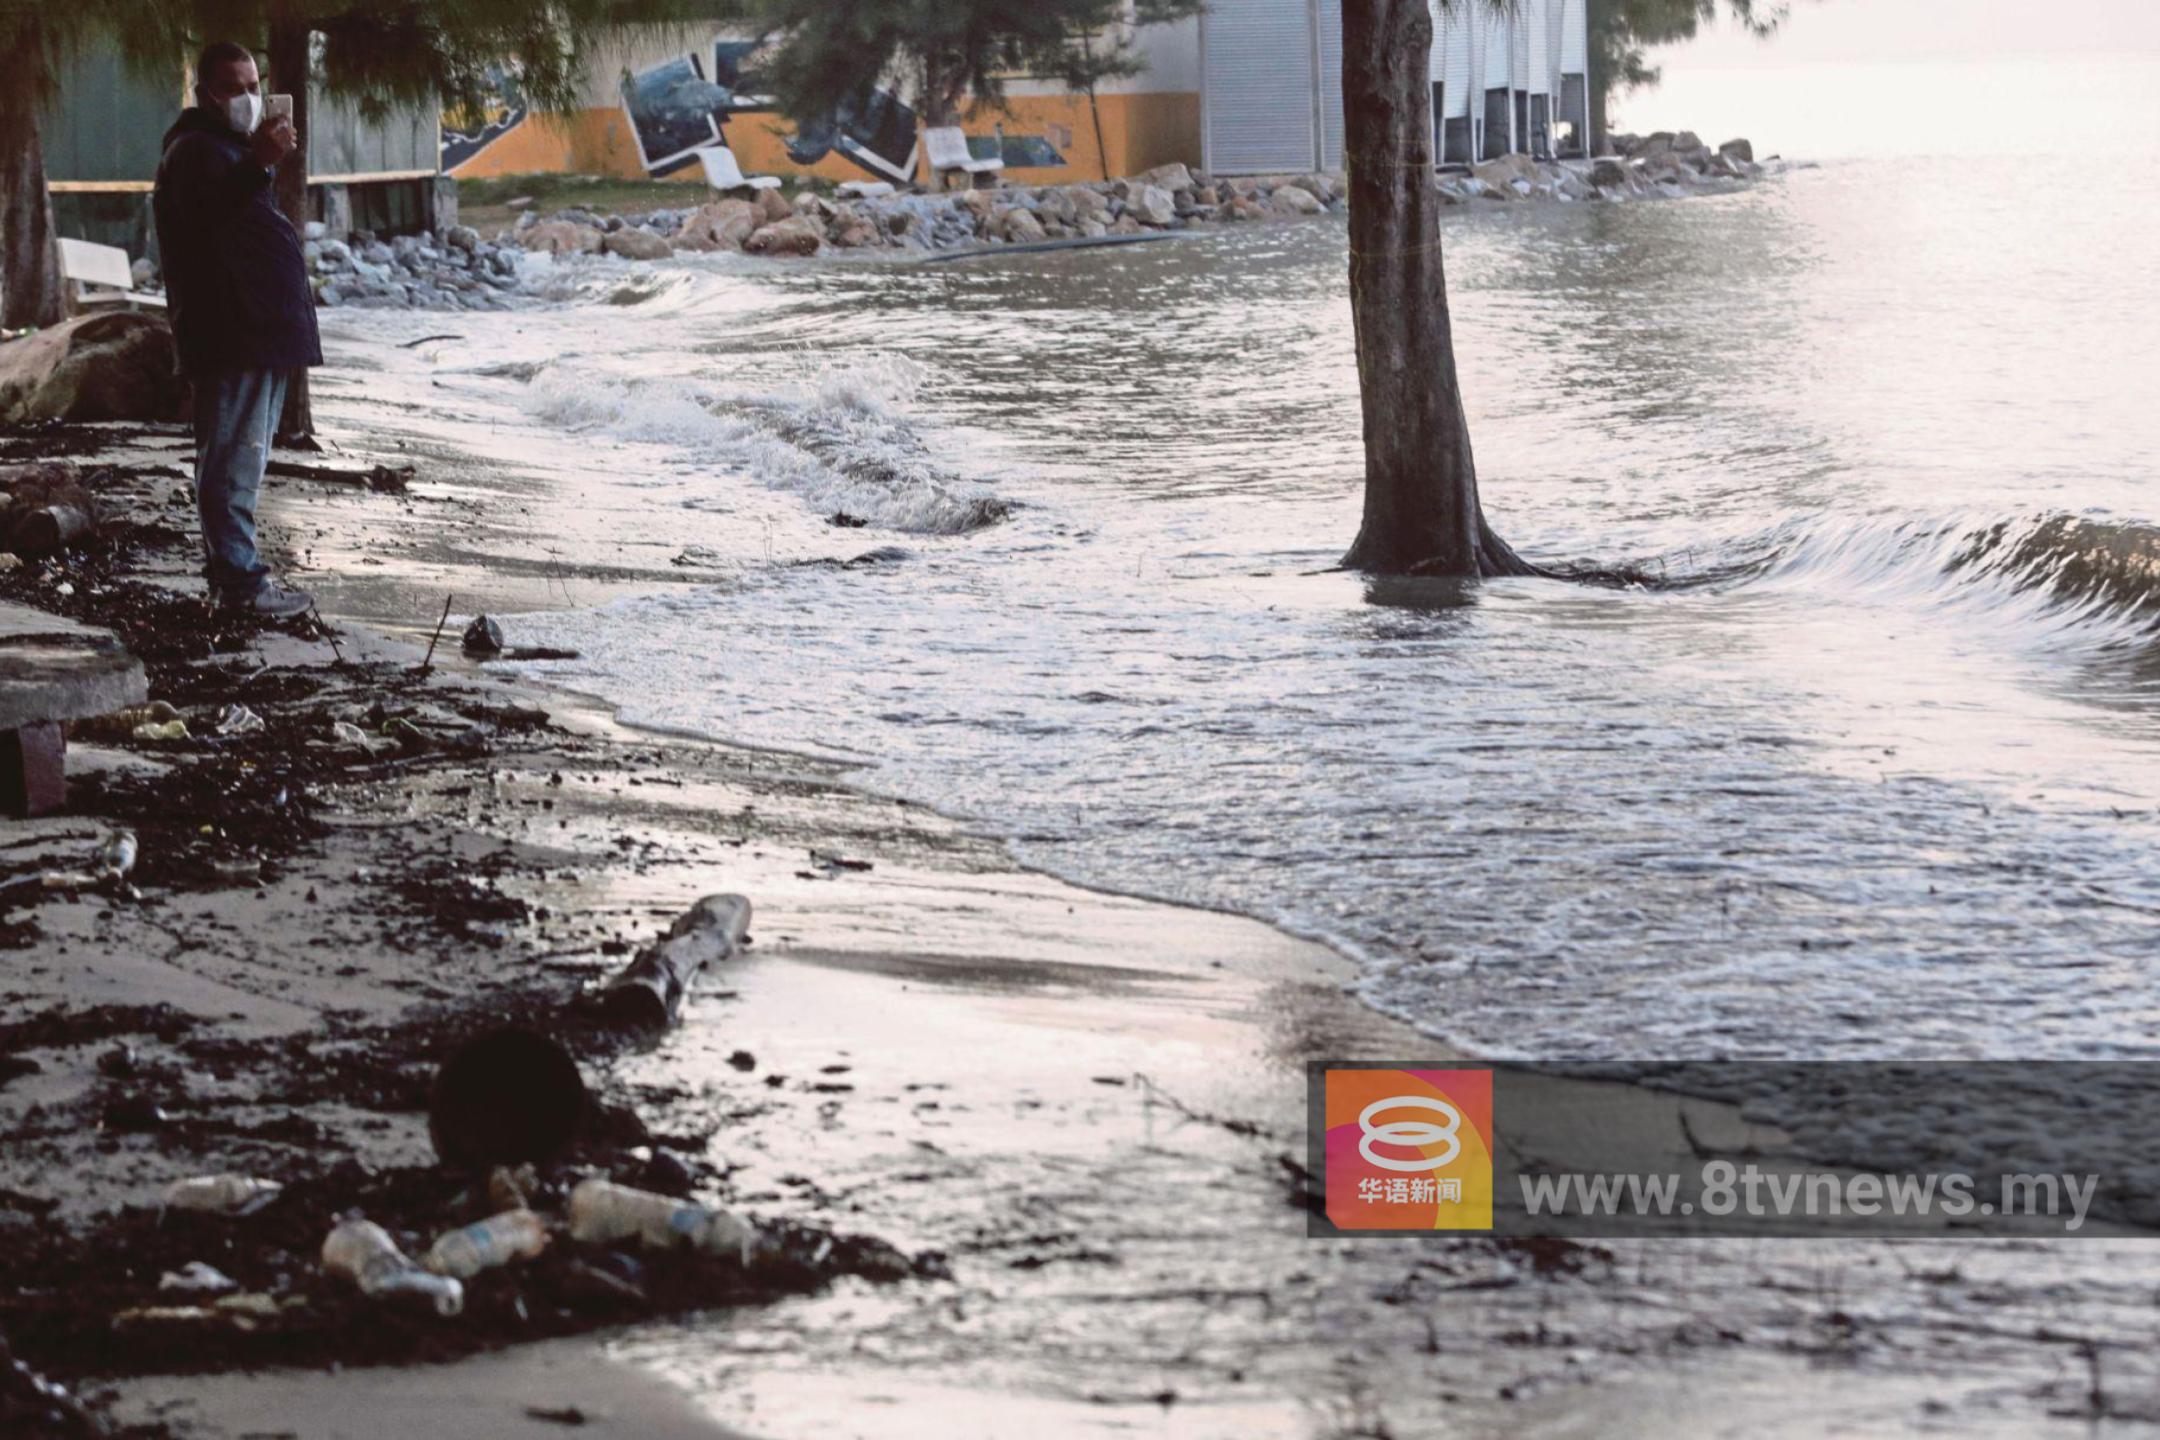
[447, 91, 1202, 188]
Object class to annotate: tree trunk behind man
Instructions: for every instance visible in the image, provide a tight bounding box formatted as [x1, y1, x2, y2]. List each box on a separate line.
[267, 17, 317, 446]
[1, 104, 68, 331]
[1339, 0, 1534, 577]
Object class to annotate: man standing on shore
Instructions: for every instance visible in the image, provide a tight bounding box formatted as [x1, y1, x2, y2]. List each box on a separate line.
[153, 40, 321, 618]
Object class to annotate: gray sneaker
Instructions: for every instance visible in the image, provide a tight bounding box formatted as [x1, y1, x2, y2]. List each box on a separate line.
[219, 580, 315, 620]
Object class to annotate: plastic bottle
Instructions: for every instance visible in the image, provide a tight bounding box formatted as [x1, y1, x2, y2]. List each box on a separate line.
[322, 1218, 464, 1316]
[567, 1178, 757, 1263]
[423, 1208, 549, 1279]
[164, 1175, 282, 1215]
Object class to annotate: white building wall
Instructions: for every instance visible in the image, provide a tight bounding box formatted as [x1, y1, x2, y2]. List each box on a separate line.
[1196, 0, 1586, 174]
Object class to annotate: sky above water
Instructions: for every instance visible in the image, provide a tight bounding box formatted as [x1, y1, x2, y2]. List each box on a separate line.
[1619, 0, 2160, 157]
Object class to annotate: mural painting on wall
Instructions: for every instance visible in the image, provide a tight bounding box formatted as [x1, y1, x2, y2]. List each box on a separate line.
[440, 63, 529, 171]
[441, 38, 1076, 180]
[621, 52, 726, 171]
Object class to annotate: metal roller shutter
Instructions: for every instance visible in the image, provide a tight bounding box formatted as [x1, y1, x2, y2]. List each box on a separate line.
[1202, 0, 1319, 174]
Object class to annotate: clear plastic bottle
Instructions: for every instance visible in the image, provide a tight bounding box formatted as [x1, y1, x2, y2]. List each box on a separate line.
[164, 1175, 282, 1215]
[567, 1178, 756, 1262]
[322, 1218, 464, 1315]
[423, 1208, 549, 1279]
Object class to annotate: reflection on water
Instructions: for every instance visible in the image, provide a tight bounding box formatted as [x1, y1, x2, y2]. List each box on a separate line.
[348, 152, 2160, 1060]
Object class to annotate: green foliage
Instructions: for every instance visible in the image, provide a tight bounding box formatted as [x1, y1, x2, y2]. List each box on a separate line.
[1590, 0, 1788, 101]
[741, 0, 1203, 126]
[0, 0, 738, 127]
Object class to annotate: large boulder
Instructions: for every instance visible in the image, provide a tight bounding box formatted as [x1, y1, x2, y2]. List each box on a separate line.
[955, 188, 998, 225]
[1127, 184, 1177, 227]
[1066, 186, 1111, 222]
[1293, 172, 1337, 204]
[1136, 161, 1193, 192]
[675, 199, 757, 251]
[1718, 137, 1755, 164]
[1627, 131, 1676, 161]
[753, 188, 793, 226]
[996, 207, 1047, 244]
[1471, 153, 1542, 196]
[602, 228, 672, 261]
[743, 215, 823, 257]
[1644, 150, 1701, 183]
[520, 220, 604, 256]
[0, 312, 187, 425]
[1590, 157, 1633, 191]
[1269, 183, 1323, 215]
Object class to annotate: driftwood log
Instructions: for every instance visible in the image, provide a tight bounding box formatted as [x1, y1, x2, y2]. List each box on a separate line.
[599, 894, 752, 1027]
[264, 458, 413, 493]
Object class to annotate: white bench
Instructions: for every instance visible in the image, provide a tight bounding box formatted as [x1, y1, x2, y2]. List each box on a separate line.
[923, 126, 1003, 189]
[58, 238, 165, 311]
[695, 146, 781, 195]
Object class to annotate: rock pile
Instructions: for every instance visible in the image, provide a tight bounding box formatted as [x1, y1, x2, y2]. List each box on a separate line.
[505, 162, 1348, 263]
[116, 136, 1764, 315]
[1440, 134, 1762, 204]
[303, 221, 531, 310]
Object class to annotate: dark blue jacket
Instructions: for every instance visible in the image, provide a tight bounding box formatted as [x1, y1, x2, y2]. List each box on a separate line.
[152, 108, 322, 376]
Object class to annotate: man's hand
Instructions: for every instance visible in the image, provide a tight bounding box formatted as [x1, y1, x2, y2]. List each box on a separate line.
[249, 116, 297, 170]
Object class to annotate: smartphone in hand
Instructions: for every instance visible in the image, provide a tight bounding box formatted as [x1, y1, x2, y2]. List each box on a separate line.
[264, 93, 294, 127]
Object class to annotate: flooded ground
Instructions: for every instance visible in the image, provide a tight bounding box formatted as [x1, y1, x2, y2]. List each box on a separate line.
[287, 148, 2160, 1433]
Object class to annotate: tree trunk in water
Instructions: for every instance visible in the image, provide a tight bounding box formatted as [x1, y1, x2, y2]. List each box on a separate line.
[1, 103, 67, 331]
[267, 17, 317, 447]
[1338, 0, 1536, 578]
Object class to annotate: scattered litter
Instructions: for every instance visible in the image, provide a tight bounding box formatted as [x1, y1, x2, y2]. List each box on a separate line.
[489, 1163, 539, 1212]
[132, 718, 190, 743]
[328, 720, 396, 756]
[38, 828, 139, 892]
[567, 1177, 759, 1263]
[208, 856, 264, 884]
[215, 703, 266, 736]
[95, 830, 137, 879]
[423, 1207, 549, 1278]
[76, 701, 180, 740]
[461, 614, 505, 656]
[163, 1174, 283, 1215]
[322, 1216, 465, 1315]
[159, 1261, 239, 1294]
[809, 850, 873, 872]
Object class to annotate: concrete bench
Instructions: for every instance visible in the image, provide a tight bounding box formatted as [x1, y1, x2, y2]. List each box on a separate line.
[0, 602, 148, 816]
[923, 126, 1003, 190]
[694, 146, 782, 196]
[59, 238, 166, 312]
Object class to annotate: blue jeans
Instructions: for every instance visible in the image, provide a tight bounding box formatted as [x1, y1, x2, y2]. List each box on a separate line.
[193, 368, 289, 600]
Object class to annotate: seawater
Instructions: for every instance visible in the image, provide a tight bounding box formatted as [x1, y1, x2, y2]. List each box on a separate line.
[331, 143, 2160, 1062]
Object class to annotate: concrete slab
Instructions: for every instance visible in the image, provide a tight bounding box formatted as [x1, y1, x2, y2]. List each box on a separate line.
[0, 599, 147, 732]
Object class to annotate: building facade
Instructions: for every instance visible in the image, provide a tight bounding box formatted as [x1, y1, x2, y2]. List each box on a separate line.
[1200, 0, 1590, 175]
[42, 47, 441, 253]
[443, 4, 1586, 191]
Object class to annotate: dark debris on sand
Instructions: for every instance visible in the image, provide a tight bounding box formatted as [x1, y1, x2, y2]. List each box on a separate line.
[0, 440, 938, 1435]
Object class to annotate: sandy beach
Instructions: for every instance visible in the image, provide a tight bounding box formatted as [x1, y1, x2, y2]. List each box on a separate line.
[2, 298, 2152, 1439]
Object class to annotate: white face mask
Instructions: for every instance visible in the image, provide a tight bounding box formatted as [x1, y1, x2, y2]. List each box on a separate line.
[223, 92, 262, 136]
